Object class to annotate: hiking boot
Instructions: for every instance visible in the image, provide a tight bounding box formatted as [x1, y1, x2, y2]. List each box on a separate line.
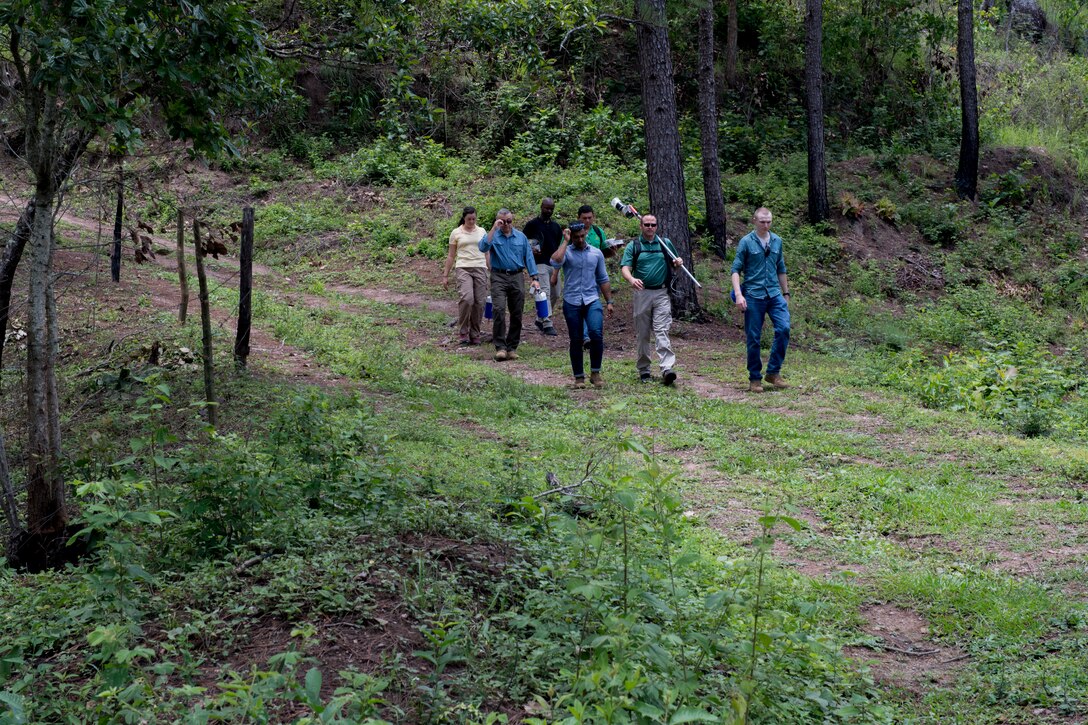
[662, 369, 677, 386]
[534, 319, 545, 331]
[494, 349, 508, 361]
[573, 376, 587, 389]
[639, 372, 653, 383]
[748, 379, 764, 393]
[506, 350, 519, 361]
[590, 372, 604, 388]
[458, 336, 471, 345]
[764, 373, 789, 389]
[470, 336, 481, 345]
[543, 326, 558, 337]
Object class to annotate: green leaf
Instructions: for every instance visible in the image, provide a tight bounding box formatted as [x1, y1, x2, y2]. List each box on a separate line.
[668, 707, 718, 724]
[305, 666, 322, 703]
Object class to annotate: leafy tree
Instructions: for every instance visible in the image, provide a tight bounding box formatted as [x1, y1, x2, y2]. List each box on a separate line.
[0, 0, 273, 568]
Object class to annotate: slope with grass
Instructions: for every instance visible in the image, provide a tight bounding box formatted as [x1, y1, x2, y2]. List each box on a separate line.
[1, 136, 1087, 723]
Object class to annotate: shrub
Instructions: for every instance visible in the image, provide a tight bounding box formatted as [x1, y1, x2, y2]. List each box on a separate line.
[901, 201, 965, 247]
[874, 197, 899, 224]
[839, 191, 864, 218]
[916, 342, 1076, 433]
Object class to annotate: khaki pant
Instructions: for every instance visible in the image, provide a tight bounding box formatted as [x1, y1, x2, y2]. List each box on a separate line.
[455, 267, 488, 340]
[633, 287, 676, 374]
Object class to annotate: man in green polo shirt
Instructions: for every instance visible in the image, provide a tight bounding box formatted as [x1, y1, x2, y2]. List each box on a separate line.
[731, 207, 791, 393]
[621, 214, 685, 385]
[577, 205, 608, 252]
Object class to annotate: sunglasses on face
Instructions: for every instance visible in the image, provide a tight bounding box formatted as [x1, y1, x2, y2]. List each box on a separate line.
[643, 223, 657, 227]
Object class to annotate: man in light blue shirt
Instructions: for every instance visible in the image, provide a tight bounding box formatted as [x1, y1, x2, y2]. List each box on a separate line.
[551, 222, 614, 388]
[479, 208, 541, 361]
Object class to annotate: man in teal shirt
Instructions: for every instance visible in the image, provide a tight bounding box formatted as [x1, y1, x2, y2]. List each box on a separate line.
[731, 207, 791, 392]
[621, 214, 684, 385]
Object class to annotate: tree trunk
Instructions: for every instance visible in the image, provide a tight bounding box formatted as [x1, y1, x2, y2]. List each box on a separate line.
[725, 0, 738, 88]
[0, 203, 34, 374]
[635, 0, 702, 320]
[955, 0, 980, 200]
[804, 0, 830, 223]
[698, 0, 728, 260]
[24, 193, 65, 537]
[0, 431, 17, 536]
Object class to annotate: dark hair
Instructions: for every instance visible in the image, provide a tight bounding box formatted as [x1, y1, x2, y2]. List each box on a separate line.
[458, 206, 477, 226]
[577, 205, 594, 216]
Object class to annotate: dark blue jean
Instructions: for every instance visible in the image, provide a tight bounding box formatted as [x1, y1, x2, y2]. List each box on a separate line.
[744, 294, 790, 380]
[563, 299, 604, 377]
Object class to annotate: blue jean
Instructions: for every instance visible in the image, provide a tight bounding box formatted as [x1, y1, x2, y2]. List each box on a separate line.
[563, 299, 604, 377]
[744, 294, 790, 380]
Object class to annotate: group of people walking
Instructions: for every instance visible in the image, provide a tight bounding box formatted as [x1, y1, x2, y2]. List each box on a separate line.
[443, 199, 792, 391]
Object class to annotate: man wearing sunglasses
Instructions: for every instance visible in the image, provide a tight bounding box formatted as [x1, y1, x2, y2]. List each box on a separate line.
[480, 209, 541, 361]
[621, 214, 684, 385]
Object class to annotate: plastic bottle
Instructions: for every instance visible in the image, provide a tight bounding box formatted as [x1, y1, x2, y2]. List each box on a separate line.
[533, 289, 549, 319]
[484, 295, 493, 319]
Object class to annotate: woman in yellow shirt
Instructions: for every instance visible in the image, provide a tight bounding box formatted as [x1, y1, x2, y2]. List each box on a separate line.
[443, 206, 490, 344]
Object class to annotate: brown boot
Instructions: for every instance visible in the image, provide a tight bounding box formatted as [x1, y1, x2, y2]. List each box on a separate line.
[765, 373, 789, 389]
[590, 372, 604, 388]
[506, 350, 519, 361]
[573, 376, 587, 389]
[494, 349, 508, 361]
[748, 379, 764, 393]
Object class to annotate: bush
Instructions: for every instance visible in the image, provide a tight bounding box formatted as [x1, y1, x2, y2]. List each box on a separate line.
[901, 201, 966, 247]
[321, 138, 468, 187]
[915, 342, 1076, 433]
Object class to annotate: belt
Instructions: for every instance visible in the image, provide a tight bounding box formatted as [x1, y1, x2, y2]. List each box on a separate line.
[493, 268, 524, 274]
[642, 285, 664, 290]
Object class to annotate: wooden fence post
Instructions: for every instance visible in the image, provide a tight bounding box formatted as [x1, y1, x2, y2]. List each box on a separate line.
[193, 220, 217, 428]
[234, 207, 254, 368]
[176, 208, 189, 323]
[110, 162, 123, 283]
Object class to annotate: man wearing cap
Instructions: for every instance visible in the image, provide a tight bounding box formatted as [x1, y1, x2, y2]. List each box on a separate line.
[480, 209, 541, 361]
[621, 214, 684, 385]
[731, 207, 791, 392]
[551, 222, 614, 389]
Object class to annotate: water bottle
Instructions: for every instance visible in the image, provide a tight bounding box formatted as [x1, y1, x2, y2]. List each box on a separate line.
[533, 289, 549, 319]
[484, 295, 493, 319]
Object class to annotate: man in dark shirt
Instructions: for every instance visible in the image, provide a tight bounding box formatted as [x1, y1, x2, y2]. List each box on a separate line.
[523, 197, 561, 336]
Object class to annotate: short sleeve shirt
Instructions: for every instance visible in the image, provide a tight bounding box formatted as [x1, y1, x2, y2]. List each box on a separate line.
[449, 225, 487, 268]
